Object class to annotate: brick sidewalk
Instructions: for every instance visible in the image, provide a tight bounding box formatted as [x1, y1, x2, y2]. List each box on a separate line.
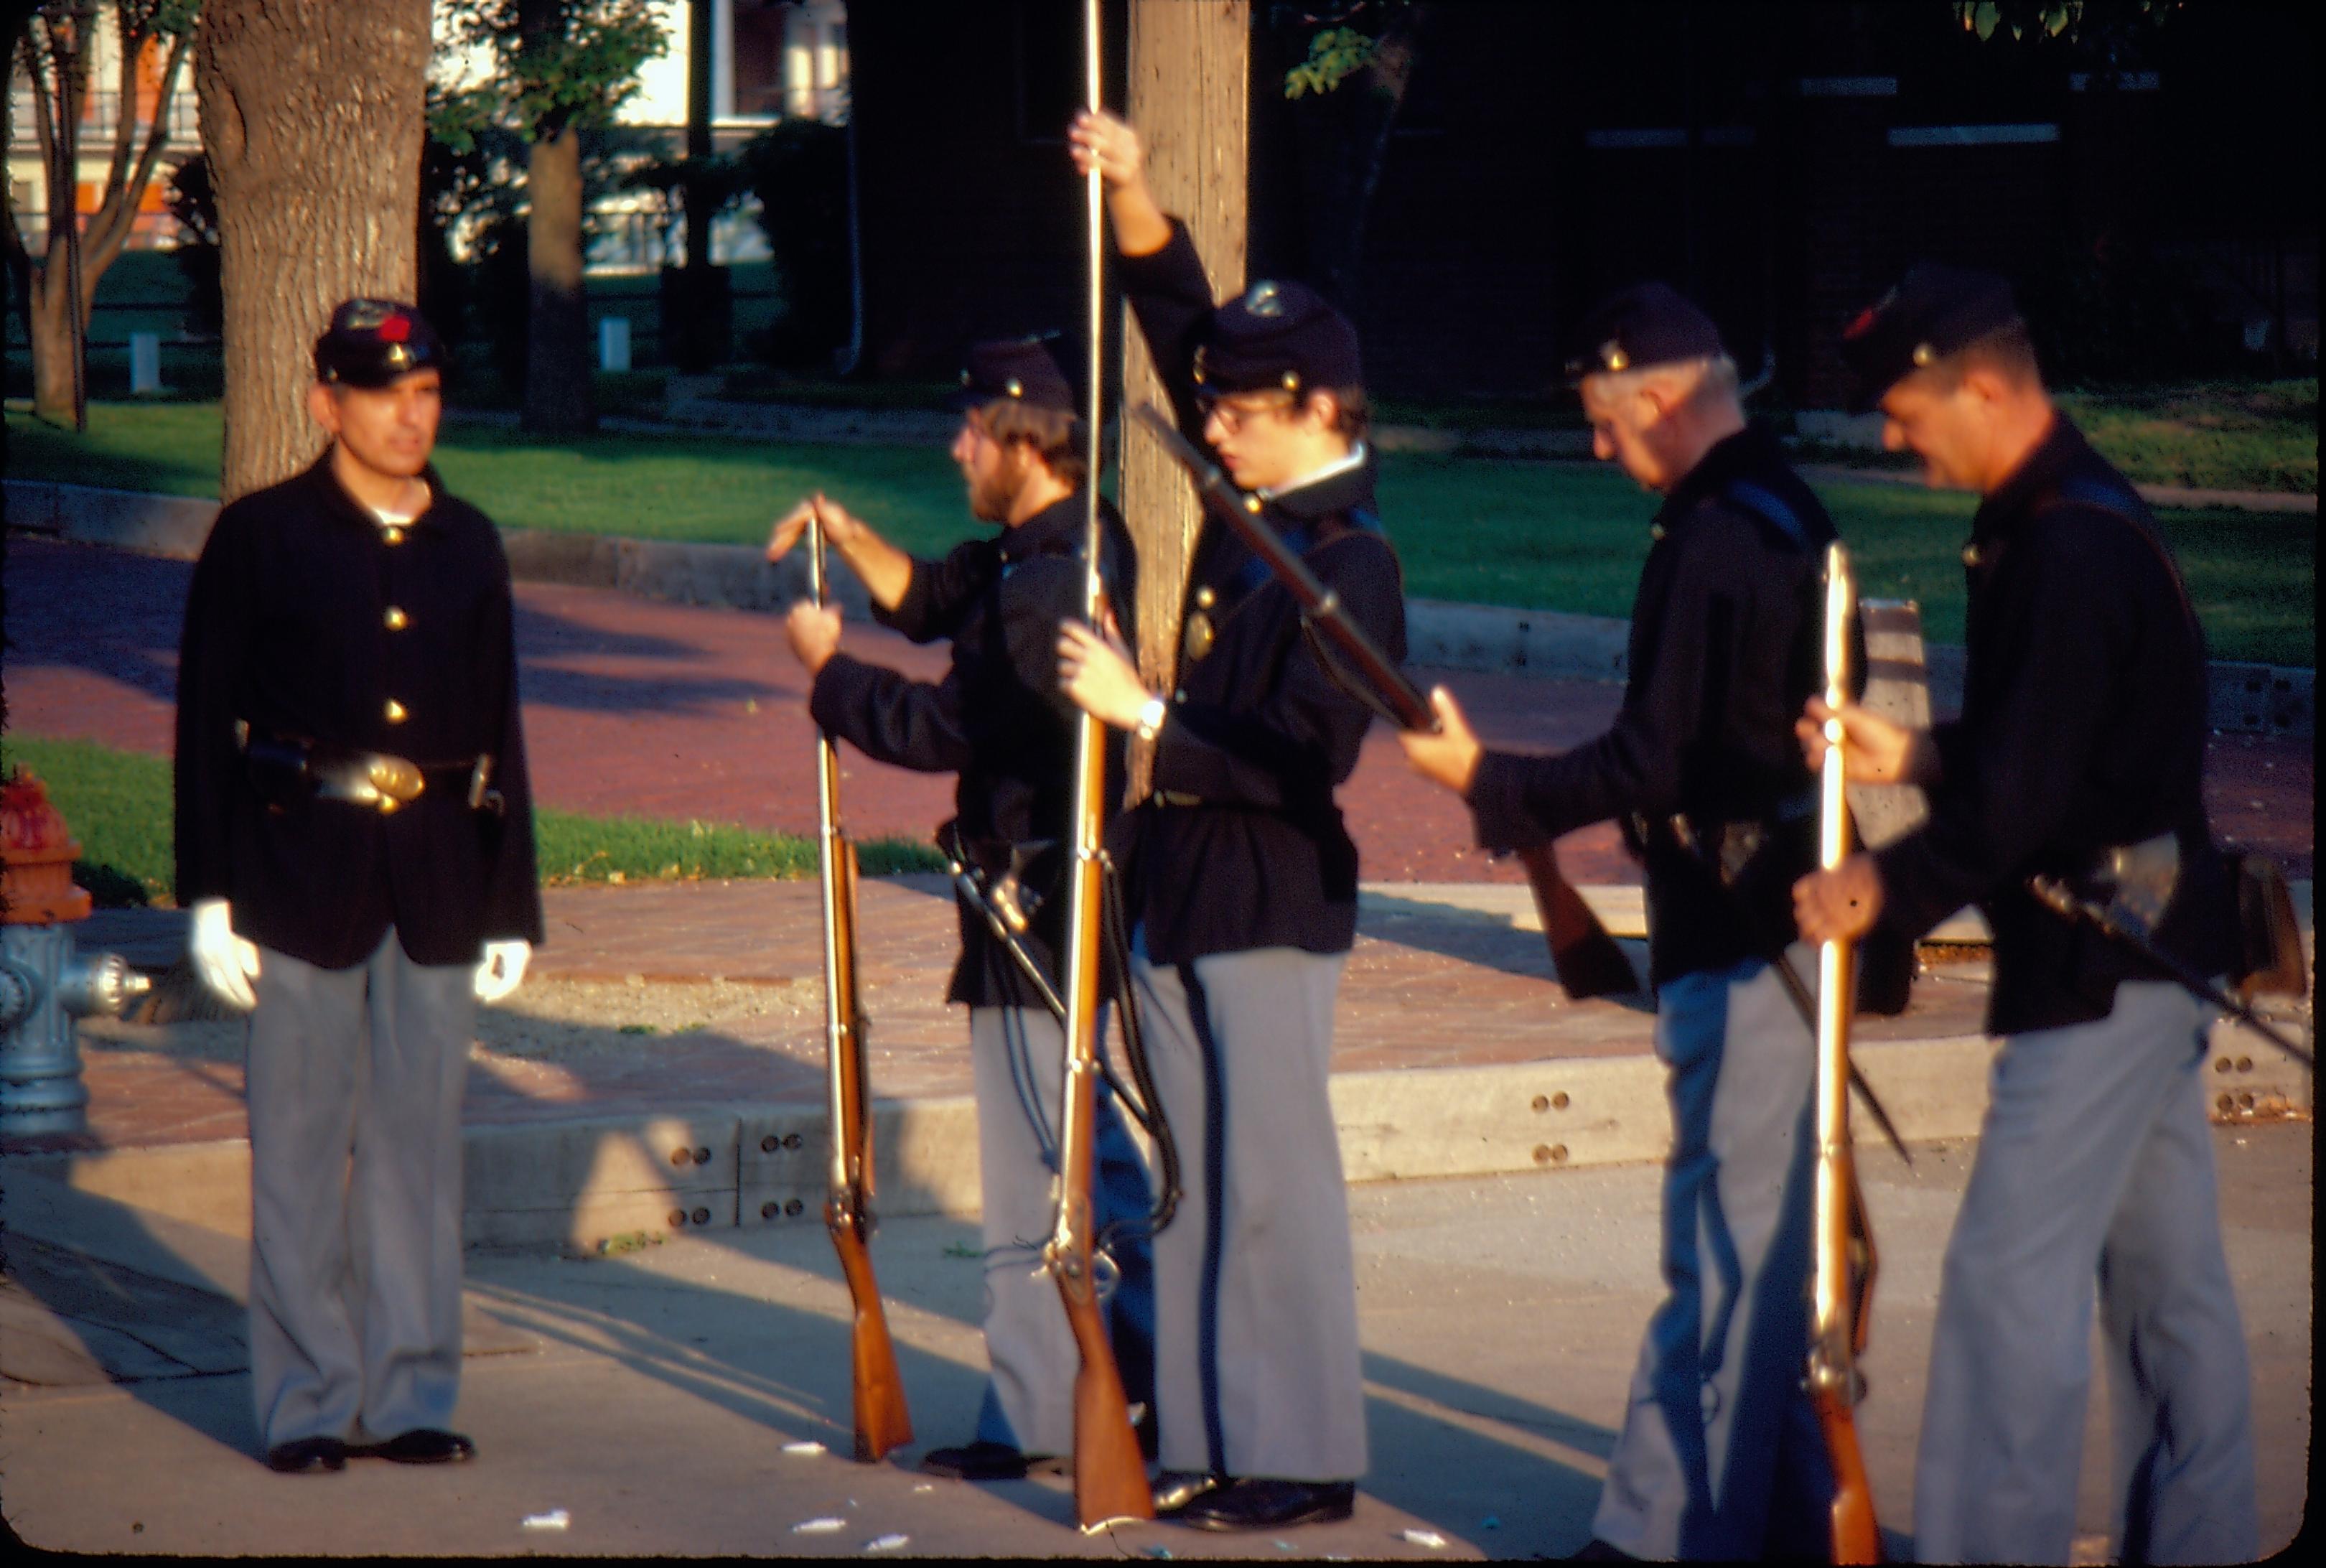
[5, 538, 2310, 879]
[32, 876, 2002, 1159]
[1, 537, 2308, 1164]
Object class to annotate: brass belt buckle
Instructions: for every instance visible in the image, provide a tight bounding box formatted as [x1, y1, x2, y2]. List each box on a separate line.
[327, 755, 426, 814]
[1153, 790, 1203, 808]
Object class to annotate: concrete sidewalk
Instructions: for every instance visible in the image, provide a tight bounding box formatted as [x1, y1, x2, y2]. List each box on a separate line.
[0, 1124, 2308, 1559]
[9, 873, 2311, 1260]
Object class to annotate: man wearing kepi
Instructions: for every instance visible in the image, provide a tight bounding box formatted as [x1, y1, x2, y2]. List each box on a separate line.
[175, 299, 541, 1475]
[765, 337, 1155, 1484]
[1402, 284, 1844, 1562]
[1060, 109, 1401, 1533]
[1795, 266, 2256, 1565]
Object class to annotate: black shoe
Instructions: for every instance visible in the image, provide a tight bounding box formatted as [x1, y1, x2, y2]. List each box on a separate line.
[1151, 1469, 1226, 1515]
[1179, 1477, 1355, 1531]
[353, 1428, 477, 1465]
[263, 1437, 347, 1474]
[1566, 1540, 1640, 1562]
[918, 1440, 1062, 1481]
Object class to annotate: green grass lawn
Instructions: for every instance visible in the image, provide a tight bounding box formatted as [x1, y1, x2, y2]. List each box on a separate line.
[6, 399, 2313, 667]
[2056, 381, 2318, 495]
[0, 736, 940, 910]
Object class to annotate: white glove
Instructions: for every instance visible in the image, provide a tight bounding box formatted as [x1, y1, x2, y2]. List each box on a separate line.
[189, 897, 261, 1011]
[474, 939, 531, 1003]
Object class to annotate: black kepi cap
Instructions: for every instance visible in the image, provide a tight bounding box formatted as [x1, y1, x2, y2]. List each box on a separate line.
[1192, 278, 1363, 398]
[951, 335, 1077, 414]
[1841, 263, 2022, 411]
[1564, 281, 1727, 384]
[314, 299, 444, 388]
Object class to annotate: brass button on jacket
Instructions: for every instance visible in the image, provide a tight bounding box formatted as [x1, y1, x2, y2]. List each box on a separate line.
[384, 606, 410, 631]
[384, 699, 408, 724]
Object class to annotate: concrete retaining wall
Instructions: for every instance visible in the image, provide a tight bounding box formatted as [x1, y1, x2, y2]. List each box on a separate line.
[9, 477, 2310, 737]
[7, 1009, 2304, 1254]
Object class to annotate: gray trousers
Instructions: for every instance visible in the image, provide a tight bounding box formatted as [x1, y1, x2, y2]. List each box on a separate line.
[966, 1004, 1155, 1458]
[1593, 955, 1833, 1562]
[1129, 941, 1365, 1483]
[246, 929, 474, 1448]
[1913, 980, 2256, 1565]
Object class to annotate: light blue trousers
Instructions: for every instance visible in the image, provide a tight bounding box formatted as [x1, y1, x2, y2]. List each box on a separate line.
[1130, 942, 1366, 1483]
[967, 1004, 1155, 1458]
[246, 929, 474, 1449]
[1593, 955, 1834, 1561]
[1912, 981, 2257, 1565]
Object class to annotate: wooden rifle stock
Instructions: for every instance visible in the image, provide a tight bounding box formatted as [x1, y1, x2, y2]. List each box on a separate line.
[1808, 543, 1881, 1563]
[1128, 402, 1639, 1000]
[811, 516, 913, 1464]
[1043, 3, 1153, 1529]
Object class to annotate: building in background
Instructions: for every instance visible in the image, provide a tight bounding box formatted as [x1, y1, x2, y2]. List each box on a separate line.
[4, 7, 200, 256]
[4, 1, 849, 267]
[849, 0, 2317, 409]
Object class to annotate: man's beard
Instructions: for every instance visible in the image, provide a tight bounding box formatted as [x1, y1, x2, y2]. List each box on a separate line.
[967, 449, 1026, 523]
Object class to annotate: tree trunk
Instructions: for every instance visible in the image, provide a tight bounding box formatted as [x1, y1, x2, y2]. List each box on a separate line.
[523, 122, 595, 434]
[27, 265, 80, 422]
[1121, 0, 1248, 801]
[195, 0, 431, 502]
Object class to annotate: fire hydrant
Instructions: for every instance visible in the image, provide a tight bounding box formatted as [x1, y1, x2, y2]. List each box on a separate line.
[1, 770, 151, 1137]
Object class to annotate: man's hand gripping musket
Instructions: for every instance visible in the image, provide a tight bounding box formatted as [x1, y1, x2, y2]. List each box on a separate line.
[1808, 543, 1882, 1564]
[808, 513, 915, 1465]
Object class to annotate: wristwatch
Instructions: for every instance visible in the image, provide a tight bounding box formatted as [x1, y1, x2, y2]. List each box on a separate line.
[1134, 695, 1169, 743]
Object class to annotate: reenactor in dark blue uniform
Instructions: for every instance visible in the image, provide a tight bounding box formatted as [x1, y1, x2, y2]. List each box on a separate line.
[765, 338, 1155, 1483]
[1795, 266, 2256, 1564]
[175, 299, 542, 1474]
[1062, 109, 1404, 1533]
[1402, 285, 1842, 1561]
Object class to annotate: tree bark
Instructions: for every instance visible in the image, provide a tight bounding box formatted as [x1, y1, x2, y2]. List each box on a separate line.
[523, 121, 594, 434]
[1121, 0, 1248, 801]
[195, 0, 431, 501]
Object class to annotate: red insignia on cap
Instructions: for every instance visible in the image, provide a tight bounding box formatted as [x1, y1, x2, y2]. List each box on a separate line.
[378, 313, 411, 344]
[1842, 306, 1877, 341]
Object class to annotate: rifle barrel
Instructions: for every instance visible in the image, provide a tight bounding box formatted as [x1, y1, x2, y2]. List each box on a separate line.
[811, 514, 912, 1462]
[1043, 3, 1153, 1530]
[1128, 401, 1639, 999]
[1811, 542, 1881, 1561]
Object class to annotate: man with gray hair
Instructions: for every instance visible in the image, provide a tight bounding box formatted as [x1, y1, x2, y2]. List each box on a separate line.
[1402, 283, 1844, 1559]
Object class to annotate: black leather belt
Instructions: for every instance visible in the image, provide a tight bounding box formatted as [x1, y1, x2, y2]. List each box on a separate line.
[238, 723, 500, 816]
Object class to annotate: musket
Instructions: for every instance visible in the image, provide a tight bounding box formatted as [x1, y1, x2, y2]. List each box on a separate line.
[2028, 871, 2315, 1069]
[810, 514, 914, 1464]
[1043, 0, 1154, 1529]
[1129, 401, 1641, 1000]
[1806, 543, 1882, 1564]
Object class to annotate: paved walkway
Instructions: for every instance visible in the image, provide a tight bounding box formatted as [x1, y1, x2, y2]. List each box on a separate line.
[3, 537, 2311, 1168]
[5, 537, 2312, 882]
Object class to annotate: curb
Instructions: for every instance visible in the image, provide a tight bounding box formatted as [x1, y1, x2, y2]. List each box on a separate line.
[6, 477, 2312, 739]
[5, 1018, 2303, 1261]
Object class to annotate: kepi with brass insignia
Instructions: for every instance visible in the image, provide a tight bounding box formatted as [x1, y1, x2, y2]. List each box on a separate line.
[314, 298, 445, 388]
[1839, 263, 2021, 411]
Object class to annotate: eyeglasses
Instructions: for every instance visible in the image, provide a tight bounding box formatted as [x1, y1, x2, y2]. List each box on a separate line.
[1198, 391, 1298, 435]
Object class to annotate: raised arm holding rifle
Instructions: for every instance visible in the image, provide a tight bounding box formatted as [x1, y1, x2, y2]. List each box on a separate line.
[1056, 106, 1390, 1534]
[767, 335, 1156, 1487]
[1401, 284, 1854, 1561]
[1794, 266, 2257, 1565]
